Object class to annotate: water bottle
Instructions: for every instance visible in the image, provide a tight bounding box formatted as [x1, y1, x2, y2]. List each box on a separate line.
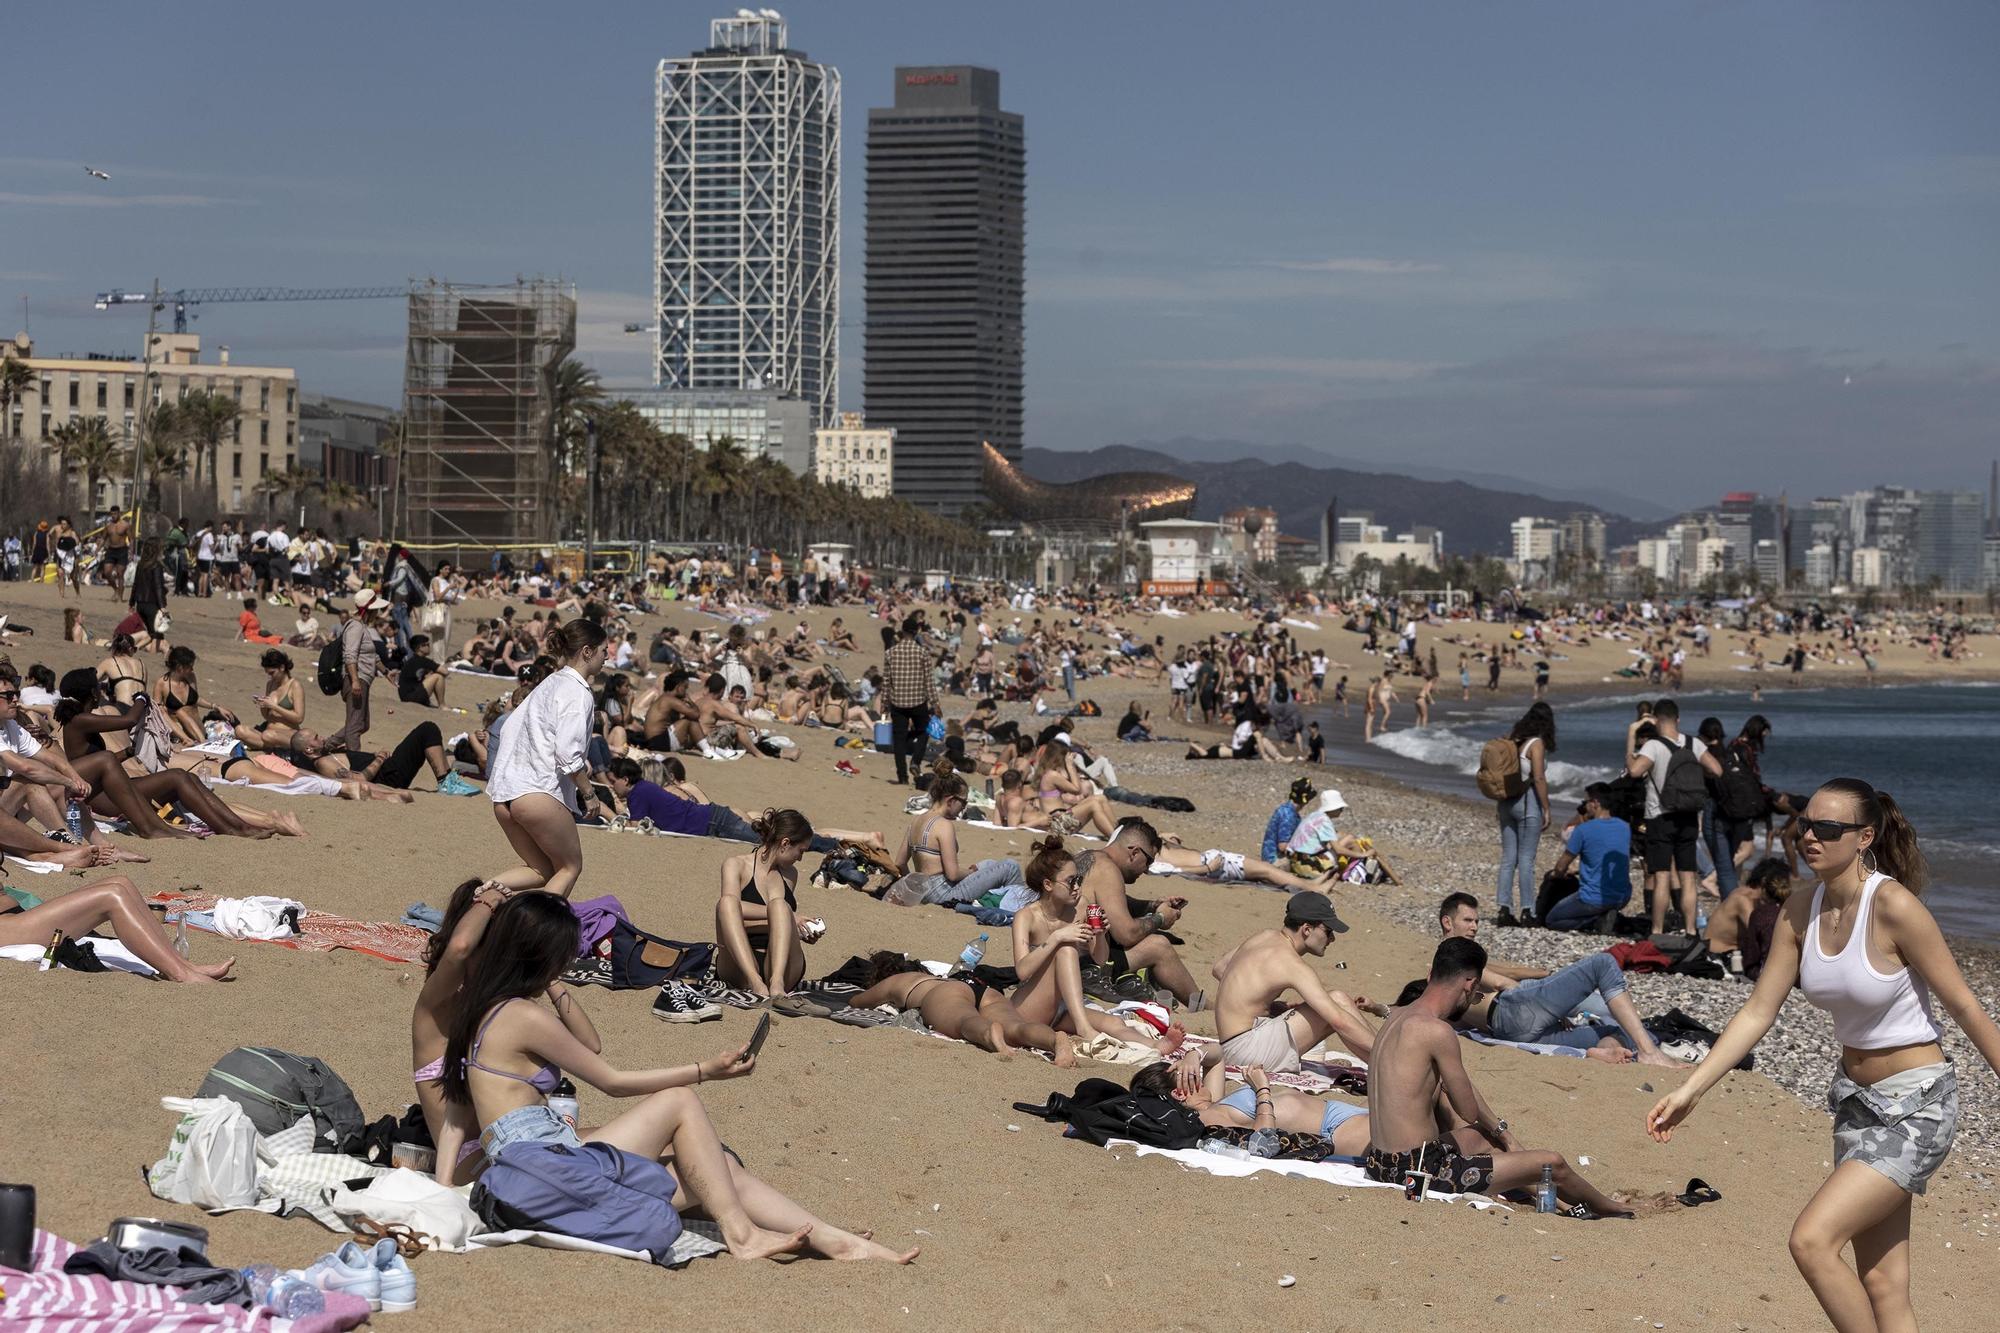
[958, 933, 988, 970]
[1245, 1127, 1282, 1159]
[238, 1264, 279, 1306]
[173, 912, 190, 960]
[263, 1274, 326, 1318]
[547, 1078, 579, 1132]
[64, 799, 83, 842]
[1535, 1164, 1558, 1214]
[1197, 1137, 1252, 1161]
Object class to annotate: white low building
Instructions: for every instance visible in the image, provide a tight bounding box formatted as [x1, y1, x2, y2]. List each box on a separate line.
[1140, 518, 1221, 593]
[813, 411, 894, 498]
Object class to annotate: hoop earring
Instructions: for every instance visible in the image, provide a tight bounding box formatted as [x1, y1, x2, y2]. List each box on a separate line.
[1860, 848, 1879, 875]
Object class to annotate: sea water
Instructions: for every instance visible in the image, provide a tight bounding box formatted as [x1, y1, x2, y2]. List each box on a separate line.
[1312, 683, 2000, 943]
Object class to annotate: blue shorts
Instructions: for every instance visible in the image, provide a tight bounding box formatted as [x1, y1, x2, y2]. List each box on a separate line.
[479, 1103, 581, 1161]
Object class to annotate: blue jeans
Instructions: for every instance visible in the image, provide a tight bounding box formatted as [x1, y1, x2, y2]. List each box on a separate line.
[1704, 799, 1742, 894]
[1062, 663, 1076, 700]
[1490, 954, 1629, 1046]
[705, 805, 838, 855]
[1544, 891, 1610, 933]
[921, 858, 1026, 907]
[390, 601, 414, 658]
[1494, 792, 1543, 912]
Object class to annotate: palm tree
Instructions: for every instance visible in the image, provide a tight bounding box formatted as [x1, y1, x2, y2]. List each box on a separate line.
[0, 356, 34, 444]
[176, 389, 240, 505]
[319, 479, 363, 536]
[69, 416, 124, 517]
[697, 435, 746, 543]
[253, 469, 288, 523]
[548, 356, 602, 533]
[141, 402, 188, 514]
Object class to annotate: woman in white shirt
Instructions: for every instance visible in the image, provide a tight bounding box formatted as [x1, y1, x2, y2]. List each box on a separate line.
[486, 619, 607, 898]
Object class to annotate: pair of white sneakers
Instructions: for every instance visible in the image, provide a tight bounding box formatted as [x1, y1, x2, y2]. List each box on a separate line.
[304, 1237, 416, 1313]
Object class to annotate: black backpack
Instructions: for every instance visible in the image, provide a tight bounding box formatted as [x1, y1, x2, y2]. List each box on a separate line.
[196, 1046, 366, 1153]
[1656, 737, 1708, 815]
[316, 638, 345, 696]
[1053, 1077, 1206, 1149]
[1716, 742, 1766, 821]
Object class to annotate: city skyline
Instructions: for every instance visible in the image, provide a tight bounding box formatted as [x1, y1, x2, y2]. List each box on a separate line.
[4, 2, 1996, 509]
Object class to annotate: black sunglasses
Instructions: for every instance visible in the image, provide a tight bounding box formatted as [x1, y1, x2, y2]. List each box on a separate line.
[1800, 818, 1867, 842]
[0, 691, 17, 701]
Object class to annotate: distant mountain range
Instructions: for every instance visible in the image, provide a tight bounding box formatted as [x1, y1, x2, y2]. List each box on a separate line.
[1019, 443, 1652, 557]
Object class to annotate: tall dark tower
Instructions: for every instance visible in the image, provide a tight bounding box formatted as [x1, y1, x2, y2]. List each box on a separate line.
[865, 66, 1025, 513]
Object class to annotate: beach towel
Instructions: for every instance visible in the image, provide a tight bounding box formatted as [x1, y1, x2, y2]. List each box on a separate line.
[0, 1229, 372, 1333]
[150, 893, 428, 965]
[4, 854, 66, 874]
[0, 939, 157, 976]
[1108, 1142, 1512, 1210]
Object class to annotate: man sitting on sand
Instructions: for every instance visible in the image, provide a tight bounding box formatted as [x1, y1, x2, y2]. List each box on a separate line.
[1133, 1055, 1373, 1157]
[1207, 891, 1379, 1071]
[1542, 784, 1634, 931]
[1699, 856, 1793, 980]
[1438, 892, 1551, 994]
[1366, 937, 1632, 1214]
[1074, 817, 1204, 1008]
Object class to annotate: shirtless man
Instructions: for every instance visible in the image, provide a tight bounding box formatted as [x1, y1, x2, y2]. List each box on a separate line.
[1074, 818, 1203, 1008]
[1207, 892, 1377, 1071]
[101, 513, 132, 597]
[641, 670, 703, 751]
[696, 672, 780, 759]
[1367, 938, 1632, 1214]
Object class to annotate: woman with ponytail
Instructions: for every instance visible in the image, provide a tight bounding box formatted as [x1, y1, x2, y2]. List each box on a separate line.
[884, 761, 1027, 908]
[485, 618, 608, 896]
[1649, 778, 2000, 1331]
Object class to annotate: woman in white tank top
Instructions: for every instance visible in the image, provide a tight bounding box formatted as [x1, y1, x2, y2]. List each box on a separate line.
[1645, 778, 2000, 1331]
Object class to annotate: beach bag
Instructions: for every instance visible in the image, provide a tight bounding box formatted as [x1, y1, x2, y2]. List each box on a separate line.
[316, 638, 345, 695]
[1716, 742, 1765, 821]
[196, 1046, 367, 1153]
[1657, 737, 1707, 815]
[471, 1141, 683, 1264]
[1474, 736, 1526, 801]
[148, 1096, 259, 1208]
[604, 920, 714, 989]
[151, 608, 172, 637]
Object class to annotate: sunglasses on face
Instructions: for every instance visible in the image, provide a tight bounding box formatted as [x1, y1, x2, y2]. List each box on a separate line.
[0, 691, 17, 701]
[1800, 818, 1867, 842]
[1058, 873, 1083, 890]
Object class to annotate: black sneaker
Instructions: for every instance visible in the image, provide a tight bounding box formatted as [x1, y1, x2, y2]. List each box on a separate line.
[1495, 907, 1521, 929]
[652, 981, 722, 1023]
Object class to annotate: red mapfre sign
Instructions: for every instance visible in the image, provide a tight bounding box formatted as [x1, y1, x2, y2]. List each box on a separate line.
[904, 72, 959, 86]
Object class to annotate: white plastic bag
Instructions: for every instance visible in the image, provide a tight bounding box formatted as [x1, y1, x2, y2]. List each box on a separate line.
[327, 1168, 481, 1252]
[148, 1095, 259, 1208]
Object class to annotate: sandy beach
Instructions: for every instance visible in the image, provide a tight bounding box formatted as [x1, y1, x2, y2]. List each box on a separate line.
[4, 580, 1997, 1332]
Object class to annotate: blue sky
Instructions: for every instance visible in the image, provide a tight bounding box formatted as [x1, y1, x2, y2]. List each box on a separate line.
[5, 1, 1996, 511]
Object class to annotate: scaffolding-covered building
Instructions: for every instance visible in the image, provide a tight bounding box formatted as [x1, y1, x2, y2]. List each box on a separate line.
[402, 279, 576, 544]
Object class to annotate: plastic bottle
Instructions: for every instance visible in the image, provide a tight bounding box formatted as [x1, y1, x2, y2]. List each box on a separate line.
[263, 1274, 326, 1318]
[238, 1264, 279, 1305]
[64, 799, 83, 842]
[547, 1078, 579, 1132]
[173, 912, 190, 960]
[1535, 1164, 1558, 1214]
[1197, 1137, 1252, 1161]
[959, 933, 988, 970]
[1245, 1127, 1282, 1159]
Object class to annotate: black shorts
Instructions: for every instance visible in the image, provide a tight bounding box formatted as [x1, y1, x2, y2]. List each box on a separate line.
[1364, 1141, 1493, 1196]
[216, 560, 239, 577]
[104, 546, 129, 564]
[1644, 810, 1700, 873]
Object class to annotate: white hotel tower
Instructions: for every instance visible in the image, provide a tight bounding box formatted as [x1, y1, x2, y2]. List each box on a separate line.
[654, 10, 840, 427]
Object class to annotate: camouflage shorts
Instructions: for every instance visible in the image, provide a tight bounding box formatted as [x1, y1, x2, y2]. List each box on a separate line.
[1829, 1061, 1957, 1195]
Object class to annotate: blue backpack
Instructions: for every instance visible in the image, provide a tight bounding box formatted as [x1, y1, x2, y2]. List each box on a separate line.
[471, 1141, 683, 1263]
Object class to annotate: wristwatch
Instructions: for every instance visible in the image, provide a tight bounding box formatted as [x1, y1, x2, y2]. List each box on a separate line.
[1493, 1119, 1509, 1136]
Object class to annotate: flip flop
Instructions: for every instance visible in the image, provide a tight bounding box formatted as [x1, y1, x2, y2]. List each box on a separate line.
[1676, 1177, 1722, 1207]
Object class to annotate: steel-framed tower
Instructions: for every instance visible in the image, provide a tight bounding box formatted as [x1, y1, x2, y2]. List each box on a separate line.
[654, 11, 839, 428]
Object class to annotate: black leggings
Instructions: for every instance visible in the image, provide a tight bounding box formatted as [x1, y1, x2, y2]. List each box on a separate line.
[374, 721, 443, 789]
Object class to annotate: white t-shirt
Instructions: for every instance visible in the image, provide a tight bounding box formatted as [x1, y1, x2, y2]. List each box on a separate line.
[0, 718, 43, 759]
[1639, 733, 1707, 819]
[1231, 719, 1255, 752]
[196, 529, 216, 561]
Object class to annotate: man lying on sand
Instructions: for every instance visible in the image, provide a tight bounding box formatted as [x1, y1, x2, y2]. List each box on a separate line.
[1366, 938, 1632, 1215]
[1206, 891, 1380, 1071]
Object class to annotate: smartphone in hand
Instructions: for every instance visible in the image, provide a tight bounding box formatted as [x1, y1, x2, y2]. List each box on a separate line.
[745, 1010, 773, 1060]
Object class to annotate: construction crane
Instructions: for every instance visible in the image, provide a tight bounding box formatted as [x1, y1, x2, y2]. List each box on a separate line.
[94, 285, 407, 333]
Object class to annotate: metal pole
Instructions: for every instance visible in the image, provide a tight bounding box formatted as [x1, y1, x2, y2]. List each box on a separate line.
[123, 279, 160, 536]
[582, 418, 599, 581]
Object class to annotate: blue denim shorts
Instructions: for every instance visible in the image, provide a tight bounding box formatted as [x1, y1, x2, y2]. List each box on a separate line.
[480, 1103, 582, 1161]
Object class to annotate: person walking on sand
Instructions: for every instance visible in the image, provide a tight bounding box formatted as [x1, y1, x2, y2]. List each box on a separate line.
[1649, 778, 2000, 1333]
[486, 619, 607, 897]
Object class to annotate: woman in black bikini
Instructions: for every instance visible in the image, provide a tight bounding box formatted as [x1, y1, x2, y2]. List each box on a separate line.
[154, 646, 228, 746]
[95, 634, 146, 708]
[715, 809, 815, 998]
[847, 951, 1079, 1066]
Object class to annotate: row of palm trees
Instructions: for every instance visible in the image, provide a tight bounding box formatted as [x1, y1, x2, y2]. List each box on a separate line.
[546, 358, 1007, 577]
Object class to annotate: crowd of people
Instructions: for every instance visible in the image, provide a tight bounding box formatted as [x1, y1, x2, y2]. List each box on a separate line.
[5, 546, 1996, 1328]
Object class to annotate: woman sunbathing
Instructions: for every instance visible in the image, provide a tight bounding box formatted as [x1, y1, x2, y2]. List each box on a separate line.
[848, 950, 1078, 1066]
[887, 765, 1027, 908]
[1007, 836, 1185, 1056]
[994, 769, 1117, 839]
[439, 890, 914, 1262]
[0, 875, 233, 983]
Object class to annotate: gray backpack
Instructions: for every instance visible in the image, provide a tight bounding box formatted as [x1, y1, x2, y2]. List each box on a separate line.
[196, 1047, 366, 1154]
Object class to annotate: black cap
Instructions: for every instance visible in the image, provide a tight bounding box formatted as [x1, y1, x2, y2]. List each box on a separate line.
[1287, 890, 1349, 934]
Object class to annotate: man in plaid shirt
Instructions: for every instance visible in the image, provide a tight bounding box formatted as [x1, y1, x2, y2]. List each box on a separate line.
[883, 613, 938, 788]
